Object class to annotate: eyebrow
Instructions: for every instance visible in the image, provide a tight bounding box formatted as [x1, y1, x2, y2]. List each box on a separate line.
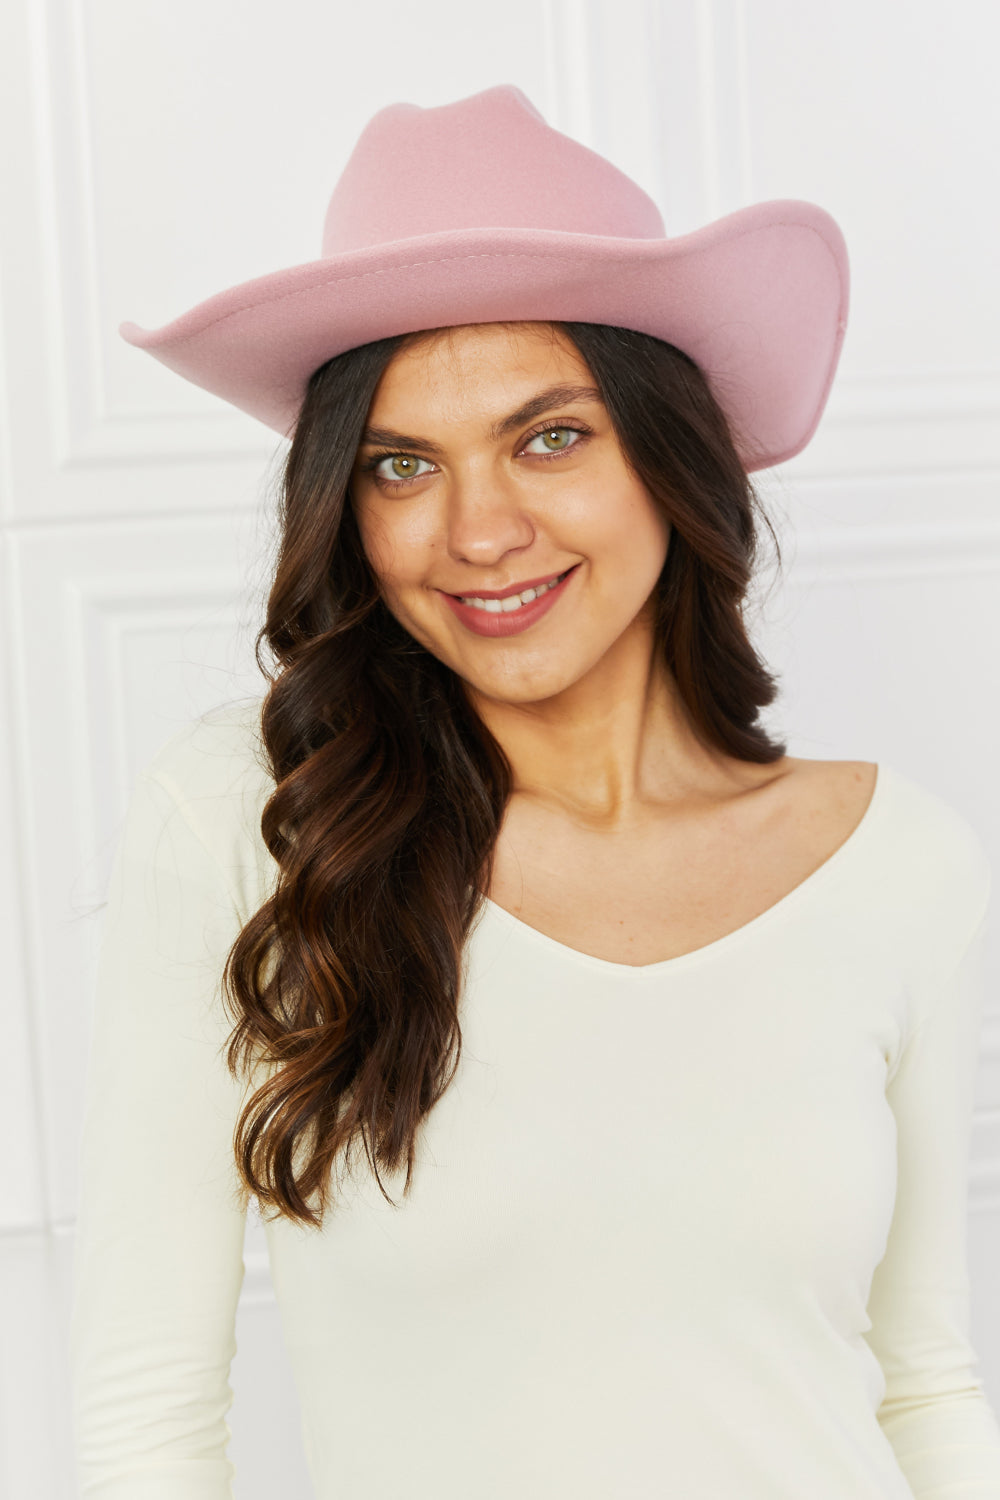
[358, 383, 605, 456]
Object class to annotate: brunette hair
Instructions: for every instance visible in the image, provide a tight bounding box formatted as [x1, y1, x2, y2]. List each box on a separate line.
[220, 321, 787, 1229]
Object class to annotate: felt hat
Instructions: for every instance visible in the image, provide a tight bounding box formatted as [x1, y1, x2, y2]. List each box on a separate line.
[120, 84, 849, 472]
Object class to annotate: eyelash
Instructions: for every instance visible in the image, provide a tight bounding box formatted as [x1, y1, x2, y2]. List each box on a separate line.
[358, 421, 593, 491]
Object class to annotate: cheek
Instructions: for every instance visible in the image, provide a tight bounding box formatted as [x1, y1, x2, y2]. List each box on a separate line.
[643, 504, 672, 567]
[633, 481, 670, 553]
[354, 504, 414, 588]
[557, 456, 667, 553]
[352, 501, 387, 573]
[353, 504, 440, 622]
[595, 484, 670, 574]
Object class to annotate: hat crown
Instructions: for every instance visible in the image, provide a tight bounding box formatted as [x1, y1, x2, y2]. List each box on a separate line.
[321, 84, 666, 255]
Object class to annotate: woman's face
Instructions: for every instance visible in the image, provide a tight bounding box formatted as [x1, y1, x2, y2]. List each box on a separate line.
[349, 322, 671, 708]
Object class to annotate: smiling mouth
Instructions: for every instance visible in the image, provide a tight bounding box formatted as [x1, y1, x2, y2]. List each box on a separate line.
[452, 567, 576, 614]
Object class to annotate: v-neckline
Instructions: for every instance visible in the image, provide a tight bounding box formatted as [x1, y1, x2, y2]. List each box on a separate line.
[478, 763, 890, 978]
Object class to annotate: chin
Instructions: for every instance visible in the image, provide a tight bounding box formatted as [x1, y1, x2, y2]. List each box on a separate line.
[460, 661, 589, 707]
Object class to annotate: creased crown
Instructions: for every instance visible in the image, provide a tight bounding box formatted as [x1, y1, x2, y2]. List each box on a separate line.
[321, 84, 666, 255]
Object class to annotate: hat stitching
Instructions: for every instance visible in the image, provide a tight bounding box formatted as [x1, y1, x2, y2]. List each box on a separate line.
[156, 221, 844, 344]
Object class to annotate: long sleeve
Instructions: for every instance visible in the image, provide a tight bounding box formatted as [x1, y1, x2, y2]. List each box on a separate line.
[69, 769, 252, 1500]
[866, 883, 1000, 1498]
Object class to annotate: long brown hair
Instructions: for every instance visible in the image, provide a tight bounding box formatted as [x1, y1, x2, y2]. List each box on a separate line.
[220, 321, 787, 1229]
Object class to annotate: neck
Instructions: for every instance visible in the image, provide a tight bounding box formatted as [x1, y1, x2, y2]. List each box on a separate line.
[465, 619, 734, 832]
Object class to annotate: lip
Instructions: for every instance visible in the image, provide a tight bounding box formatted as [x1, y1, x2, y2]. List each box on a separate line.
[443, 567, 571, 602]
[441, 564, 579, 638]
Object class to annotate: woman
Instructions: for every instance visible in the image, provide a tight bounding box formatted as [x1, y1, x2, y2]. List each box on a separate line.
[70, 86, 1000, 1499]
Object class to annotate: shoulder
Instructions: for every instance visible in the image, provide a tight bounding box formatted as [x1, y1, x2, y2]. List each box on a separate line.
[134, 697, 277, 911]
[793, 754, 992, 962]
[873, 758, 990, 889]
[139, 697, 270, 805]
[778, 756, 878, 827]
[783, 755, 986, 866]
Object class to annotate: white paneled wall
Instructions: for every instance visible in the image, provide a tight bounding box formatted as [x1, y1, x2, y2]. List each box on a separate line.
[1, 1, 997, 1495]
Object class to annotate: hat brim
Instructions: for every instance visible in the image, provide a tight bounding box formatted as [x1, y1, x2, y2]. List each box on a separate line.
[120, 198, 847, 472]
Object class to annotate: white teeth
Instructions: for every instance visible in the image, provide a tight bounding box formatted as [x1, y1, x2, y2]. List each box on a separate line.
[458, 573, 566, 612]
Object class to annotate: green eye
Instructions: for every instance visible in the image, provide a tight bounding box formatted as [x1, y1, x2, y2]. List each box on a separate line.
[363, 423, 588, 489]
[368, 453, 435, 484]
[525, 426, 582, 454]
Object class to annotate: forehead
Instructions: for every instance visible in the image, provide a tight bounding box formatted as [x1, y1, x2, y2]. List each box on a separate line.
[366, 322, 593, 420]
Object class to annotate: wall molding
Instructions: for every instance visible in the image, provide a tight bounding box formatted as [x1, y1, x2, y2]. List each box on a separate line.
[784, 519, 1000, 585]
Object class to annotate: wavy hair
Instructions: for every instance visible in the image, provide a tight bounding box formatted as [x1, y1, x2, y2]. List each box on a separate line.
[220, 321, 787, 1229]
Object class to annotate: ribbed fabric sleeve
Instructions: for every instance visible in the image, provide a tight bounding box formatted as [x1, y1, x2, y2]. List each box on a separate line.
[867, 883, 1000, 1498]
[69, 769, 250, 1500]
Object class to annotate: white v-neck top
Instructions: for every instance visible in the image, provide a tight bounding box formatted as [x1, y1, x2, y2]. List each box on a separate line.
[69, 699, 1000, 1500]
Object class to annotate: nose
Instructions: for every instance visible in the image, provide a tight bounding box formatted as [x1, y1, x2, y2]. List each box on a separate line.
[445, 466, 536, 567]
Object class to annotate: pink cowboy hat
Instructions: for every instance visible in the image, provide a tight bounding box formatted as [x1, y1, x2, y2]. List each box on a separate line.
[120, 84, 848, 472]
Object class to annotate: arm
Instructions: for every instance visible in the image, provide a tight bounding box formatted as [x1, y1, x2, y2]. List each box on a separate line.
[866, 889, 1000, 1498]
[69, 769, 252, 1499]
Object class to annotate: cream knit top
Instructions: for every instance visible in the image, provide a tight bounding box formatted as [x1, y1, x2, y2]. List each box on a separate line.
[69, 699, 1000, 1499]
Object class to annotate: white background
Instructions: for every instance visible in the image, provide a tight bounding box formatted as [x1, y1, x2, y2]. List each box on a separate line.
[1, 1, 998, 1495]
